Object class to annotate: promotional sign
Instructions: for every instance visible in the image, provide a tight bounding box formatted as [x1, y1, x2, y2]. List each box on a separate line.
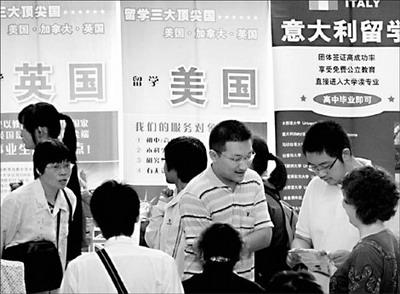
[1, 1, 121, 196]
[120, 1, 275, 199]
[271, 0, 400, 208]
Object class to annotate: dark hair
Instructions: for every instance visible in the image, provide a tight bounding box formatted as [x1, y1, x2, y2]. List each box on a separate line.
[18, 102, 77, 162]
[33, 139, 72, 175]
[198, 223, 242, 269]
[209, 120, 252, 153]
[267, 270, 324, 293]
[164, 136, 207, 183]
[252, 136, 287, 191]
[90, 180, 140, 239]
[302, 120, 351, 162]
[341, 166, 399, 224]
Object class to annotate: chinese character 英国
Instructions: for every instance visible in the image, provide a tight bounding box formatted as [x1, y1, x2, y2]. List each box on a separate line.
[69, 63, 104, 102]
[14, 62, 54, 102]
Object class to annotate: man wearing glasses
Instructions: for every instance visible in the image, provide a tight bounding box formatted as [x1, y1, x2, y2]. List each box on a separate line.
[288, 120, 399, 291]
[179, 120, 273, 282]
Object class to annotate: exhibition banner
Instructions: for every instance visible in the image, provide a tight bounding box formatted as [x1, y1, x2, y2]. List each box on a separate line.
[271, 0, 400, 208]
[0, 1, 121, 196]
[120, 1, 274, 197]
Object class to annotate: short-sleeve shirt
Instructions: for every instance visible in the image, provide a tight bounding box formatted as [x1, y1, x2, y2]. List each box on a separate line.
[180, 165, 273, 281]
[1, 179, 76, 270]
[295, 176, 359, 252]
[60, 236, 184, 293]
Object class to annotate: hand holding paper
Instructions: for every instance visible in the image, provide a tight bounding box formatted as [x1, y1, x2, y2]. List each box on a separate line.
[288, 248, 336, 277]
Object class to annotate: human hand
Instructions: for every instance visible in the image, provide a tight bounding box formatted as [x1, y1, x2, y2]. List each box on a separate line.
[286, 249, 303, 268]
[161, 187, 174, 198]
[158, 188, 174, 204]
[241, 241, 251, 259]
[328, 250, 350, 267]
[79, 170, 88, 190]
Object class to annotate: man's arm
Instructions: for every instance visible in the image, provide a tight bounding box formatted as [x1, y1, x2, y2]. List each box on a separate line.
[248, 175, 274, 252]
[179, 192, 211, 279]
[287, 184, 313, 268]
[291, 236, 312, 249]
[144, 199, 167, 249]
[242, 227, 272, 255]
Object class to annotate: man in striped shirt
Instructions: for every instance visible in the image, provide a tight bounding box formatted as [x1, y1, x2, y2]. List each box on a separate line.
[179, 120, 273, 281]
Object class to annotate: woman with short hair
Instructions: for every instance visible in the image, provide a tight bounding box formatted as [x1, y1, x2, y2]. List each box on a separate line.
[330, 166, 400, 293]
[1, 139, 77, 293]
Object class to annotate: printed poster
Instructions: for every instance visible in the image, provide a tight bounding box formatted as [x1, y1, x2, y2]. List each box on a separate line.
[0, 1, 121, 197]
[271, 0, 400, 208]
[120, 1, 275, 201]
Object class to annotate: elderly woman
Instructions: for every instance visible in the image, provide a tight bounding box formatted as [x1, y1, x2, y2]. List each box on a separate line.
[330, 166, 399, 293]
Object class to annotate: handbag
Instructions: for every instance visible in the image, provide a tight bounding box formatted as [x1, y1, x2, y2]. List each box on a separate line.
[3, 240, 63, 292]
[2, 189, 72, 293]
[96, 248, 128, 294]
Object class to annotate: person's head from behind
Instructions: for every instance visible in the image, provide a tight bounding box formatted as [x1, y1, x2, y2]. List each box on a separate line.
[164, 136, 207, 185]
[251, 135, 287, 192]
[33, 139, 74, 191]
[341, 166, 399, 228]
[18, 102, 77, 161]
[18, 103, 61, 149]
[90, 180, 140, 239]
[209, 120, 253, 186]
[302, 120, 352, 185]
[267, 270, 323, 293]
[197, 223, 242, 271]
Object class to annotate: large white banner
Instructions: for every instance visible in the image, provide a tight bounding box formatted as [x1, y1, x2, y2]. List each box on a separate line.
[120, 1, 275, 193]
[1, 1, 121, 195]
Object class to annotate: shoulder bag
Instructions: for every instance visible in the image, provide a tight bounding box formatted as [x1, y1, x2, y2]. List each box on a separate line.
[96, 248, 128, 294]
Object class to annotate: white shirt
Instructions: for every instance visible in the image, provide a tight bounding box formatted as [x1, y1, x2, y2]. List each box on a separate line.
[60, 236, 184, 293]
[145, 189, 186, 278]
[296, 173, 400, 252]
[1, 179, 76, 270]
[296, 176, 359, 252]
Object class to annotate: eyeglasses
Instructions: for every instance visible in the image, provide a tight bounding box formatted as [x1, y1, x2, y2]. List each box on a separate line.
[217, 151, 256, 164]
[307, 157, 338, 174]
[46, 162, 74, 172]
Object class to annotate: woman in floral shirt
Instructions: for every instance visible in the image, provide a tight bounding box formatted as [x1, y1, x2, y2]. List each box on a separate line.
[330, 166, 399, 293]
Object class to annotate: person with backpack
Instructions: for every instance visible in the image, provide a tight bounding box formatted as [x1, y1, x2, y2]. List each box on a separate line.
[250, 135, 298, 288]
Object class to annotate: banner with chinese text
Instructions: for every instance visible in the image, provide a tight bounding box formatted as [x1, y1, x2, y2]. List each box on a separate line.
[271, 0, 400, 208]
[120, 1, 275, 199]
[0, 1, 121, 196]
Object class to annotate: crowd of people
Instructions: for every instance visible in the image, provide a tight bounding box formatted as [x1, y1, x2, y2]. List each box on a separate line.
[1, 102, 399, 293]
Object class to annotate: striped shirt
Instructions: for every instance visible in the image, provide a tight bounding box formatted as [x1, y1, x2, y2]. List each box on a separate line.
[179, 165, 273, 281]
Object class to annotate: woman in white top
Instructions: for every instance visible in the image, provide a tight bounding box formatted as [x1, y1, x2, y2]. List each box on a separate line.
[1, 139, 77, 293]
